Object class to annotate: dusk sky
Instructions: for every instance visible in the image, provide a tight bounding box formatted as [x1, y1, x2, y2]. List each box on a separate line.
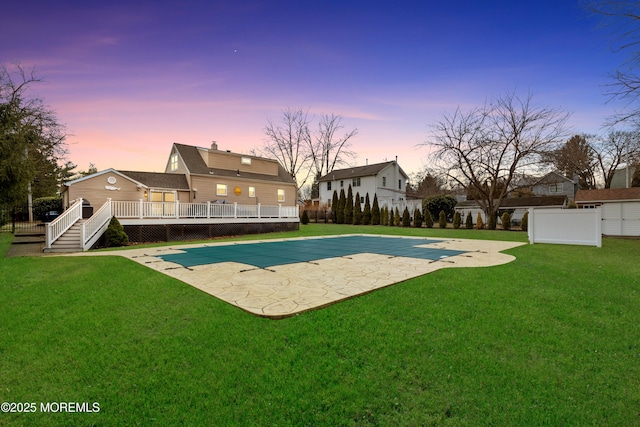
[1, 0, 630, 183]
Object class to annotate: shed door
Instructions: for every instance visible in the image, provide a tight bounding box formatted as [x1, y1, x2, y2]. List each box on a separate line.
[622, 202, 640, 236]
[602, 203, 622, 235]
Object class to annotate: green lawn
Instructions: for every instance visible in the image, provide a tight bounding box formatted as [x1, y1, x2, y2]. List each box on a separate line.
[1, 225, 639, 426]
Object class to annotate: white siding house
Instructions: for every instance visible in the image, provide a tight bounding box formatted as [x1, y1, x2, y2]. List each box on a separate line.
[317, 161, 409, 210]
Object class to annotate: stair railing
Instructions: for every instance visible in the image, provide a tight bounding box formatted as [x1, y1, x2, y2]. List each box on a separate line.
[45, 198, 83, 249]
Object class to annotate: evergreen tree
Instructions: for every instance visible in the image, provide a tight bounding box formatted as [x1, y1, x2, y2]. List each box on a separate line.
[465, 212, 473, 229]
[371, 194, 380, 225]
[344, 185, 354, 224]
[105, 217, 129, 247]
[381, 206, 388, 226]
[362, 193, 371, 225]
[394, 207, 401, 226]
[453, 211, 462, 229]
[476, 212, 484, 229]
[501, 212, 512, 230]
[424, 210, 434, 228]
[337, 188, 346, 224]
[331, 190, 338, 223]
[521, 211, 529, 232]
[353, 192, 362, 225]
[402, 207, 411, 227]
[439, 210, 447, 228]
[413, 208, 423, 228]
[301, 209, 310, 224]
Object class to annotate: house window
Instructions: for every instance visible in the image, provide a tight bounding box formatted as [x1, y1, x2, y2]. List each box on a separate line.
[327, 182, 332, 191]
[277, 189, 285, 202]
[360, 196, 364, 204]
[382, 177, 386, 187]
[398, 179, 402, 190]
[170, 154, 178, 171]
[352, 177, 361, 187]
[249, 186, 256, 198]
[340, 180, 344, 188]
[241, 157, 251, 165]
[549, 183, 563, 193]
[216, 184, 227, 196]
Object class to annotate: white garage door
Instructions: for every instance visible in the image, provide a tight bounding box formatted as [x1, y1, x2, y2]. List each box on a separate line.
[602, 202, 640, 236]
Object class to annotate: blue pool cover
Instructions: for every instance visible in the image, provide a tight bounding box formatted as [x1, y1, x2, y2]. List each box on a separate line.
[158, 235, 466, 269]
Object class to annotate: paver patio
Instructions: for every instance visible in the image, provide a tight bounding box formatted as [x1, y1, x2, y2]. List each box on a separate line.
[74, 234, 525, 318]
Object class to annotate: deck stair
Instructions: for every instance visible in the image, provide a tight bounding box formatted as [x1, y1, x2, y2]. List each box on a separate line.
[45, 220, 84, 253]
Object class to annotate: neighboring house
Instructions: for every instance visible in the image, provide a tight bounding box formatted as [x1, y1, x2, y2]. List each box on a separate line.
[610, 165, 637, 189]
[575, 187, 640, 236]
[52, 142, 299, 249]
[317, 160, 410, 210]
[455, 195, 568, 225]
[530, 172, 578, 200]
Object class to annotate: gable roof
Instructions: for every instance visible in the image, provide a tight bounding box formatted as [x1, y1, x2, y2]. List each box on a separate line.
[173, 143, 295, 185]
[173, 143, 210, 174]
[318, 161, 407, 182]
[118, 171, 189, 190]
[532, 171, 576, 186]
[456, 195, 567, 209]
[575, 187, 640, 203]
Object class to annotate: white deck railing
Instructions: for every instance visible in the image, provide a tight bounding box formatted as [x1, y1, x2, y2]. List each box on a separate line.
[111, 201, 299, 219]
[45, 198, 83, 249]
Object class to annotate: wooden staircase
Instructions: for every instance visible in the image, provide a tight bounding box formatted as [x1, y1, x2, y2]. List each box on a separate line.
[45, 220, 84, 253]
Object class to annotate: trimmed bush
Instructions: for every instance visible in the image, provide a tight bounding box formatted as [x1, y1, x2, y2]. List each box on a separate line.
[402, 207, 411, 227]
[301, 210, 309, 225]
[501, 212, 511, 230]
[413, 208, 423, 228]
[453, 211, 462, 229]
[475, 212, 484, 230]
[371, 194, 380, 225]
[344, 185, 354, 224]
[423, 195, 457, 222]
[33, 196, 62, 222]
[104, 217, 129, 247]
[521, 211, 529, 232]
[337, 189, 346, 224]
[424, 210, 434, 228]
[331, 191, 338, 222]
[394, 207, 401, 227]
[465, 212, 473, 229]
[438, 210, 447, 228]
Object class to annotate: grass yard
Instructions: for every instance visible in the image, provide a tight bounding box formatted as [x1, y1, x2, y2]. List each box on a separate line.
[0, 224, 639, 426]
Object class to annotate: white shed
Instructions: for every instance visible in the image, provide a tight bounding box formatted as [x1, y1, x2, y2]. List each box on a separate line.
[575, 188, 640, 237]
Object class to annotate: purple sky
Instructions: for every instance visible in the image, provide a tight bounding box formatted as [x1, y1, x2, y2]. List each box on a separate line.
[1, 0, 628, 182]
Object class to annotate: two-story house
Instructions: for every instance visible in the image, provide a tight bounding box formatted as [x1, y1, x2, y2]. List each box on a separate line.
[317, 160, 409, 209]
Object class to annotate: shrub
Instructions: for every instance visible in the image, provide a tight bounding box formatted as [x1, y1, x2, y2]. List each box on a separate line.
[380, 206, 387, 226]
[362, 193, 371, 225]
[337, 189, 346, 224]
[521, 211, 529, 232]
[465, 212, 473, 229]
[413, 208, 423, 228]
[475, 212, 484, 230]
[501, 212, 511, 230]
[371, 194, 380, 225]
[453, 211, 462, 229]
[301, 210, 309, 225]
[394, 207, 401, 226]
[331, 191, 339, 222]
[33, 196, 62, 221]
[423, 195, 457, 222]
[567, 200, 577, 209]
[104, 217, 129, 247]
[402, 207, 411, 227]
[424, 210, 434, 228]
[438, 210, 447, 228]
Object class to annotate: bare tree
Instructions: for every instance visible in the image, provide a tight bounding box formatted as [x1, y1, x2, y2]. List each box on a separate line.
[261, 108, 312, 189]
[587, 1, 640, 124]
[259, 109, 358, 193]
[425, 92, 569, 229]
[593, 130, 640, 187]
[309, 113, 357, 180]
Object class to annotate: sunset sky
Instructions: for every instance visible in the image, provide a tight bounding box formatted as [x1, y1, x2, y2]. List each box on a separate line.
[1, 0, 630, 184]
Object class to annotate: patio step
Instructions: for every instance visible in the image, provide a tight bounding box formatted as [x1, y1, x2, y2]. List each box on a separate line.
[44, 221, 84, 253]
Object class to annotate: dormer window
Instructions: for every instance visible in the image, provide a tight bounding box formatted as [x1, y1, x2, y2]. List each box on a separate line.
[241, 156, 251, 165]
[170, 154, 178, 171]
